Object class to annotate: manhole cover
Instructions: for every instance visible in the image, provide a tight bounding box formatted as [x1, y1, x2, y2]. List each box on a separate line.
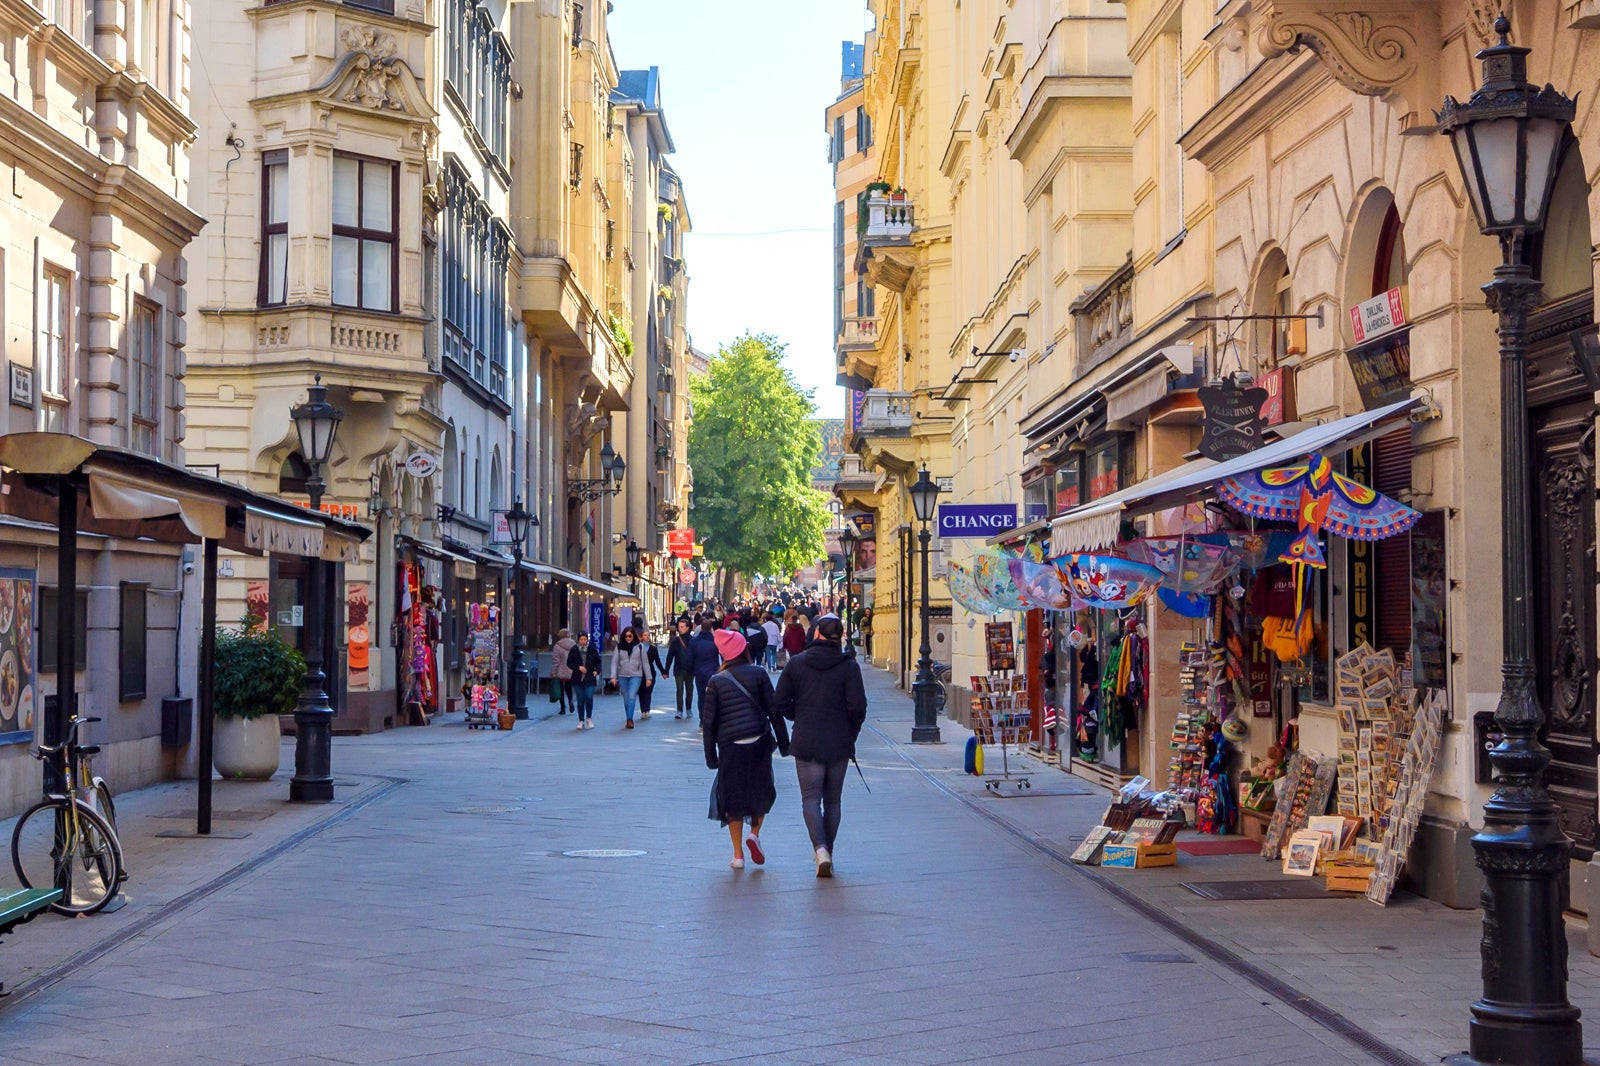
[445, 804, 525, 815]
[562, 849, 647, 858]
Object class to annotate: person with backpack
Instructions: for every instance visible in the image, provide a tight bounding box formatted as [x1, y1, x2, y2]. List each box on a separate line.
[609, 627, 648, 729]
[701, 628, 790, 869]
[566, 631, 602, 730]
[774, 615, 867, 878]
[663, 617, 698, 720]
[550, 629, 576, 715]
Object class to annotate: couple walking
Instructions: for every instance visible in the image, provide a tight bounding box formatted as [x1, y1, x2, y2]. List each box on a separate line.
[701, 615, 867, 877]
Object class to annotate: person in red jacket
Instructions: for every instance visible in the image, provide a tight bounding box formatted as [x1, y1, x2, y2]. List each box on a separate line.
[781, 610, 807, 662]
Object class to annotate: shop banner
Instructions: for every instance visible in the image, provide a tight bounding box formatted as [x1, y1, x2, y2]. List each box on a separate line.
[937, 503, 1018, 539]
[347, 582, 371, 689]
[666, 528, 695, 558]
[1349, 286, 1407, 344]
[1345, 332, 1412, 411]
[0, 568, 36, 744]
[850, 513, 876, 536]
[587, 601, 605, 649]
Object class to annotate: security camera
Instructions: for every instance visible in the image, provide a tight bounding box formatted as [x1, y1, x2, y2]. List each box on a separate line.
[1009, 348, 1025, 362]
[182, 562, 195, 575]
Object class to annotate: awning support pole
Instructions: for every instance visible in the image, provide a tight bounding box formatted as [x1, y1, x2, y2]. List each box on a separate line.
[290, 552, 335, 803]
[47, 478, 78, 798]
[196, 538, 218, 835]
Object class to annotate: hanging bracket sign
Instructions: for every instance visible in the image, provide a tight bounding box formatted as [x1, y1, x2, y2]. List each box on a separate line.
[1197, 378, 1267, 460]
[405, 452, 441, 478]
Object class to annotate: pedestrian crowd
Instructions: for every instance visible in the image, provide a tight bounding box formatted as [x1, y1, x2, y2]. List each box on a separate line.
[544, 595, 869, 878]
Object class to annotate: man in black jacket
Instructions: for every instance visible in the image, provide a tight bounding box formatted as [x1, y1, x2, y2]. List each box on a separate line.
[662, 617, 698, 719]
[774, 616, 867, 878]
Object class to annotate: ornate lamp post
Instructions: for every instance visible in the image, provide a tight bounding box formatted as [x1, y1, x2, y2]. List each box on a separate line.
[840, 523, 859, 645]
[288, 375, 342, 802]
[505, 497, 535, 720]
[1438, 16, 1581, 1065]
[908, 467, 941, 743]
[626, 537, 641, 600]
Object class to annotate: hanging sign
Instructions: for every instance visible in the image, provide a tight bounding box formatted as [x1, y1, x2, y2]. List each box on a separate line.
[1348, 286, 1407, 344]
[489, 510, 514, 544]
[937, 503, 1018, 539]
[1256, 367, 1295, 427]
[1198, 378, 1268, 460]
[1345, 333, 1412, 411]
[405, 452, 441, 478]
[1345, 443, 1376, 650]
[587, 601, 605, 648]
[666, 528, 695, 558]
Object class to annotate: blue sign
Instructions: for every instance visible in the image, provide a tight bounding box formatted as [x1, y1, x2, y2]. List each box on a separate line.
[1023, 502, 1049, 524]
[937, 503, 1019, 539]
[587, 601, 606, 649]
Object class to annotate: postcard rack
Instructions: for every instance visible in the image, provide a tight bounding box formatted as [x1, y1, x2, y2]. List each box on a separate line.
[970, 674, 1032, 792]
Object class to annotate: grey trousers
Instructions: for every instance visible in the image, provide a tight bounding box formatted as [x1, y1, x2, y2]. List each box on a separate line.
[795, 757, 848, 851]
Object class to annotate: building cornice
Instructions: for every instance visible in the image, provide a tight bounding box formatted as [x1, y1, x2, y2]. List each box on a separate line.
[1179, 50, 1326, 169]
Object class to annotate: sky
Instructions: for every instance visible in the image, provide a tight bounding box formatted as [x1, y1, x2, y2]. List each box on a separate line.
[607, 0, 873, 422]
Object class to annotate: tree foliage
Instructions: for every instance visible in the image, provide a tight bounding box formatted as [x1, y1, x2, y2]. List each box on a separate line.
[688, 333, 831, 580]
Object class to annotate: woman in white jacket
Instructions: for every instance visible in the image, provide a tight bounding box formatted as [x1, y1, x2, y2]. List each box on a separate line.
[609, 627, 648, 729]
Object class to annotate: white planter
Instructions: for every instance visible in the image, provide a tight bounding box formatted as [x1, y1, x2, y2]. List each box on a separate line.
[213, 714, 282, 780]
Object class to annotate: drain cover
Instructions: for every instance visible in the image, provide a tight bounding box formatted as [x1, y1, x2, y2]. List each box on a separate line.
[562, 849, 647, 858]
[1122, 952, 1193, 964]
[445, 804, 525, 815]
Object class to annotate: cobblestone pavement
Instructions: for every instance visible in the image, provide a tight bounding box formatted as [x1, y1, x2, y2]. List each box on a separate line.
[0, 666, 1594, 1064]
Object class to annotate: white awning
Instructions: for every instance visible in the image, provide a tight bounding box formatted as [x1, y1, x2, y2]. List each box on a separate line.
[523, 560, 638, 602]
[243, 506, 361, 563]
[1049, 396, 1420, 556]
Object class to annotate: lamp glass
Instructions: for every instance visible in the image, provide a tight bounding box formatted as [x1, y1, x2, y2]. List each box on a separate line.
[910, 468, 940, 523]
[291, 385, 342, 466]
[1450, 127, 1490, 231]
[506, 498, 532, 544]
[599, 441, 616, 470]
[1476, 117, 1521, 225]
[840, 524, 858, 551]
[1523, 116, 1567, 225]
[611, 454, 626, 480]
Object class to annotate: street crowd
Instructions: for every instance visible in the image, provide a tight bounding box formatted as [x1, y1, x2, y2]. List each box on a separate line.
[545, 596, 869, 877]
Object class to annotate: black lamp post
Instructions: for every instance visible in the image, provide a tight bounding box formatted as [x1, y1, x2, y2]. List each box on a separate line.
[840, 523, 859, 645]
[908, 468, 941, 743]
[626, 538, 641, 599]
[288, 375, 343, 803]
[505, 497, 535, 719]
[1438, 16, 1581, 1065]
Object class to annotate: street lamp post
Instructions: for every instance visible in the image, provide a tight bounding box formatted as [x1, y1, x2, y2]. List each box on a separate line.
[626, 537, 641, 606]
[1438, 17, 1581, 1065]
[908, 468, 941, 743]
[840, 523, 859, 646]
[288, 375, 343, 802]
[505, 497, 535, 720]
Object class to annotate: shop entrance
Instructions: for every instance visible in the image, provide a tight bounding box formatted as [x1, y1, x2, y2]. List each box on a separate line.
[1528, 291, 1598, 861]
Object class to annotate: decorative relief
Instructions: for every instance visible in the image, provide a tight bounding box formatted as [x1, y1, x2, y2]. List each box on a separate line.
[339, 27, 407, 111]
[1253, 1, 1438, 128]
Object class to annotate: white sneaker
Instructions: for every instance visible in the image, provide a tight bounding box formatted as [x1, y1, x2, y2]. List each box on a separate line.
[729, 857, 745, 870]
[576, 721, 584, 731]
[814, 847, 833, 878]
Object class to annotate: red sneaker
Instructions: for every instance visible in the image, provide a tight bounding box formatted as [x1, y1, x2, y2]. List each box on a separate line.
[746, 834, 765, 865]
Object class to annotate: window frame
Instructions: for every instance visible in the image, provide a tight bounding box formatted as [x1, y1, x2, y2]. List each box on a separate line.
[40, 267, 72, 431]
[129, 298, 160, 454]
[119, 582, 148, 702]
[38, 587, 89, 675]
[259, 150, 290, 307]
[330, 152, 400, 313]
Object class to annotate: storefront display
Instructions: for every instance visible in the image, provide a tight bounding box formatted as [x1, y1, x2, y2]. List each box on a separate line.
[396, 561, 441, 724]
[462, 602, 501, 728]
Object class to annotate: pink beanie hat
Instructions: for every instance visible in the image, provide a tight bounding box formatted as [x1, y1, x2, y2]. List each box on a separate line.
[713, 628, 747, 662]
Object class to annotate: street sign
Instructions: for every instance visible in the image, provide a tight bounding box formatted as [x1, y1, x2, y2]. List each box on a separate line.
[679, 565, 696, 585]
[666, 528, 695, 558]
[936, 503, 1018, 539]
[691, 543, 704, 558]
[1348, 286, 1407, 344]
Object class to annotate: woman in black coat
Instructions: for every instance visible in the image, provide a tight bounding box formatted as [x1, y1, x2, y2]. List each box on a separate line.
[774, 616, 867, 877]
[702, 628, 790, 869]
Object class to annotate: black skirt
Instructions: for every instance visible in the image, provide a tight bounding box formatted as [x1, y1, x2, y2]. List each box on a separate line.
[708, 738, 777, 825]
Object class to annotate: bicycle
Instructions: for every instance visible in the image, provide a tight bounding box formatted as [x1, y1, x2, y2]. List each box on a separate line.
[11, 715, 125, 916]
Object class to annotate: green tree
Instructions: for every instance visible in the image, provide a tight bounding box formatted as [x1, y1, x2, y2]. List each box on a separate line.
[689, 333, 831, 581]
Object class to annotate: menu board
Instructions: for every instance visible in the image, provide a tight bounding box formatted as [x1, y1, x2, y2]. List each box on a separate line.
[1409, 511, 1447, 691]
[984, 621, 1016, 673]
[0, 568, 37, 744]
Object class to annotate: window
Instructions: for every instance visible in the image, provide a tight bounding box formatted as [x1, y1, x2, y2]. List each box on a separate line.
[260, 151, 289, 306]
[832, 116, 845, 163]
[130, 300, 159, 454]
[331, 154, 397, 312]
[1158, 23, 1186, 242]
[38, 587, 89, 675]
[40, 268, 71, 432]
[119, 583, 148, 702]
[570, 143, 584, 188]
[605, 219, 615, 260]
[856, 106, 871, 152]
[50, 0, 93, 45]
[833, 201, 845, 335]
[441, 165, 510, 398]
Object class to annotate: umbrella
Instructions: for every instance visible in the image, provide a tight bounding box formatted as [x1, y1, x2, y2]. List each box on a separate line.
[1054, 554, 1164, 610]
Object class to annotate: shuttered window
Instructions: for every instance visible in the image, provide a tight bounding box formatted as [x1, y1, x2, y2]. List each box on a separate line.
[1372, 427, 1413, 656]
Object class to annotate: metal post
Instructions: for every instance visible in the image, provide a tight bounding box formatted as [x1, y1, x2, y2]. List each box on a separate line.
[47, 479, 78, 798]
[510, 545, 529, 719]
[1466, 245, 1582, 1065]
[291, 474, 334, 803]
[197, 538, 218, 835]
[911, 524, 940, 743]
[900, 525, 912, 688]
[844, 553, 854, 645]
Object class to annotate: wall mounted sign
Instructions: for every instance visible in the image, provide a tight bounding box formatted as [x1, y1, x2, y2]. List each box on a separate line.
[8, 364, 33, 408]
[489, 510, 514, 544]
[1345, 443, 1376, 651]
[1349, 286, 1408, 344]
[404, 452, 440, 478]
[587, 601, 605, 648]
[666, 528, 695, 558]
[1197, 378, 1267, 460]
[937, 503, 1018, 539]
[1345, 332, 1412, 411]
[1256, 367, 1295, 427]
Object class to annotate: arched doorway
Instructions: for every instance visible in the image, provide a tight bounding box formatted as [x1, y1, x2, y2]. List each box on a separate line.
[1527, 137, 1598, 860]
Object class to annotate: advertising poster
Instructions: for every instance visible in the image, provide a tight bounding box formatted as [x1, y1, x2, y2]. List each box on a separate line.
[587, 600, 605, 649]
[347, 582, 371, 689]
[0, 568, 37, 744]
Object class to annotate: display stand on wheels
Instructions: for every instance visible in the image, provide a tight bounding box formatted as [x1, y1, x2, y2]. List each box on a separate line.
[966, 622, 1032, 792]
[463, 602, 502, 730]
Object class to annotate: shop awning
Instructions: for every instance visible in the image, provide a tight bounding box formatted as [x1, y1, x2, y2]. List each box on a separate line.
[522, 560, 638, 602]
[1048, 396, 1420, 555]
[984, 516, 1051, 548]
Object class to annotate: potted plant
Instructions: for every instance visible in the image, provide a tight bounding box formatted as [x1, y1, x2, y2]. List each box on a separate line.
[213, 623, 304, 780]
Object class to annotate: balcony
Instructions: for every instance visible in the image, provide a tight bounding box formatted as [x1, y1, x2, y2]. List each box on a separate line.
[856, 390, 914, 436]
[837, 316, 879, 352]
[1070, 254, 1134, 375]
[859, 194, 917, 293]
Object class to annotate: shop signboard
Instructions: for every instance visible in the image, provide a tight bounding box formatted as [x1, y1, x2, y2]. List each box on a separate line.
[666, 528, 695, 558]
[1256, 367, 1295, 427]
[1345, 332, 1412, 410]
[1198, 378, 1268, 460]
[587, 601, 605, 649]
[1409, 510, 1447, 692]
[937, 504, 1017, 539]
[1348, 286, 1407, 344]
[0, 568, 37, 744]
[1346, 443, 1376, 651]
[347, 583, 370, 689]
[489, 510, 514, 544]
[1023, 502, 1049, 524]
[404, 452, 440, 478]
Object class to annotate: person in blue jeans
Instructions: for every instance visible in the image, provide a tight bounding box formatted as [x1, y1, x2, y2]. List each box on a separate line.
[610, 627, 648, 729]
[567, 631, 601, 729]
[689, 618, 722, 724]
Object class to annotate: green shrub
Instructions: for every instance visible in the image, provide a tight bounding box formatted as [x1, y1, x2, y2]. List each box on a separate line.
[214, 626, 304, 720]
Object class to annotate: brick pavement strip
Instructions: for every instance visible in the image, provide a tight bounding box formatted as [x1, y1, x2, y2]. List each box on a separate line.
[0, 671, 1584, 1064]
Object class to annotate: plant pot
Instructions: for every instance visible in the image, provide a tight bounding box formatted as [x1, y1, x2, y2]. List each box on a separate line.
[214, 714, 283, 780]
[498, 713, 515, 731]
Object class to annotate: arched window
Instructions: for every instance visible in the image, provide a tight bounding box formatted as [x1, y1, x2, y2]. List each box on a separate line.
[442, 422, 459, 507]
[278, 453, 310, 496]
[1248, 247, 1292, 369]
[490, 446, 504, 512]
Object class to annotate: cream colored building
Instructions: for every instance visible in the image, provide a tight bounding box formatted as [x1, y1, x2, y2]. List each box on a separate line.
[0, 0, 205, 811]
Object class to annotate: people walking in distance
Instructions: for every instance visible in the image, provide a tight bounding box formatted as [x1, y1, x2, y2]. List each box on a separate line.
[690, 617, 722, 723]
[610, 627, 647, 729]
[664, 617, 697, 720]
[744, 619, 769, 673]
[702, 628, 790, 870]
[567, 631, 602, 730]
[761, 612, 781, 672]
[781, 610, 806, 665]
[551, 628, 576, 715]
[859, 607, 874, 661]
[775, 615, 867, 878]
[639, 627, 665, 718]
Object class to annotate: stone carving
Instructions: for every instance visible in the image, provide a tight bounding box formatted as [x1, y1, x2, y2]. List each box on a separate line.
[339, 27, 408, 112]
[1253, 1, 1437, 128]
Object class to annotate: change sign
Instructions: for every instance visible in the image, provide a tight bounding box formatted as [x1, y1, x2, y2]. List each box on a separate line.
[937, 503, 1018, 539]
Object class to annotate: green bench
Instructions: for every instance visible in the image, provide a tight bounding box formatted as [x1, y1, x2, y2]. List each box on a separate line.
[0, 888, 61, 937]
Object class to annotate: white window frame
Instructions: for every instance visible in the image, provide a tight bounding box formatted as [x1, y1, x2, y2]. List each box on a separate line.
[39, 267, 72, 432]
[130, 298, 160, 454]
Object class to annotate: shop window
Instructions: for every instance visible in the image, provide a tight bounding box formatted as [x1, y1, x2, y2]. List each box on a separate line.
[119, 583, 147, 702]
[38, 588, 89, 675]
[1086, 440, 1121, 501]
[1054, 457, 1082, 514]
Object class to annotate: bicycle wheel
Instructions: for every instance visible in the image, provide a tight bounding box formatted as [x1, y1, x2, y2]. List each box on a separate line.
[92, 780, 127, 884]
[11, 799, 122, 915]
